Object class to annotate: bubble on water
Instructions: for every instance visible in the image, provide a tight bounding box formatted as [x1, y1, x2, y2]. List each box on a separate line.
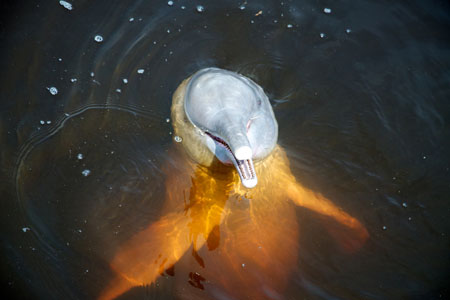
[287, 24, 293, 28]
[402, 202, 408, 208]
[166, 118, 170, 123]
[40, 120, 45, 125]
[181, 5, 186, 10]
[137, 69, 145, 74]
[167, 0, 174, 6]
[82, 169, 91, 177]
[320, 33, 326, 38]
[346, 28, 352, 33]
[59, 0, 73, 11]
[58, 58, 62, 62]
[196, 5, 204, 13]
[129, 17, 135, 22]
[423, 155, 427, 159]
[323, 8, 332, 14]
[46, 120, 51, 124]
[174, 136, 182, 143]
[239, 5, 246, 10]
[241, 263, 245, 267]
[77, 153, 84, 160]
[122, 78, 128, 84]
[22, 227, 31, 233]
[382, 226, 387, 230]
[94, 35, 103, 42]
[90, 72, 95, 77]
[70, 78, 77, 82]
[47, 86, 58, 95]
[115, 88, 121, 93]
[167, 29, 171, 33]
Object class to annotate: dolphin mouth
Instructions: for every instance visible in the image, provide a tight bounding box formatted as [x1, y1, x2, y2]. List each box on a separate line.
[205, 132, 257, 188]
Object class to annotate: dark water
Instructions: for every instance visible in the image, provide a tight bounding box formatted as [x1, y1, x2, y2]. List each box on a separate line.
[1, 0, 449, 299]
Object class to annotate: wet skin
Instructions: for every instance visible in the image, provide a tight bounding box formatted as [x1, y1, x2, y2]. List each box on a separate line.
[98, 68, 369, 300]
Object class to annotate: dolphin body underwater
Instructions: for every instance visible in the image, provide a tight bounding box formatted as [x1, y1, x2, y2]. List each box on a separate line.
[98, 68, 369, 300]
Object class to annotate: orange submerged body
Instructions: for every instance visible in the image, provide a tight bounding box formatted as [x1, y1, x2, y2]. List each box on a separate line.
[98, 145, 368, 300]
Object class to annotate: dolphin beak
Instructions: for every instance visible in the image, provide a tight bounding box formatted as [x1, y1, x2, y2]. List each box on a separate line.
[231, 156, 257, 189]
[229, 144, 257, 188]
[205, 132, 258, 188]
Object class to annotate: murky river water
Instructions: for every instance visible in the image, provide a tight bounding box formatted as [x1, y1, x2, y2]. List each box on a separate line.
[1, 0, 449, 299]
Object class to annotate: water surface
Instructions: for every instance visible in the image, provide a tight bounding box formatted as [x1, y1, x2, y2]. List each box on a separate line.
[1, 0, 449, 299]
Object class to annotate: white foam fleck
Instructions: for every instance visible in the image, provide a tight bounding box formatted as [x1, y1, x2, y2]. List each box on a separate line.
[40, 120, 45, 125]
[70, 78, 77, 82]
[324, 8, 332, 14]
[382, 226, 387, 230]
[320, 32, 326, 38]
[46, 120, 51, 124]
[22, 227, 31, 233]
[77, 153, 84, 160]
[129, 17, 135, 22]
[402, 202, 408, 208]
[346, 28, 352, 33]
[287, 24, 293, 28]
[174, 136, 182, 143]
[59, 1, 73, 11]
[122, 78, 128, 84]
[168, 1, 174, 6]
[94, 35, 103, 42]
[116, 88, 122, 93]
[196, 5, 204, 13]
[82, 169, 91, 176]
[166, 118, 170, 123]
[137, 69, 145, 74]
[47, 86, 58, 95]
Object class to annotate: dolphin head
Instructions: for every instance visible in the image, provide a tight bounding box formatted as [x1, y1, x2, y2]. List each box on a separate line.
[182, 68, 278, 188]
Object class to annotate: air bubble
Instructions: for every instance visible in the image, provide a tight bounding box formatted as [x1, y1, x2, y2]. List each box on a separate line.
[196, 5, 204, 13]
[94, 35, 103, 42]
[47, 86, 58, 95]
[59, 1, 73, 10]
